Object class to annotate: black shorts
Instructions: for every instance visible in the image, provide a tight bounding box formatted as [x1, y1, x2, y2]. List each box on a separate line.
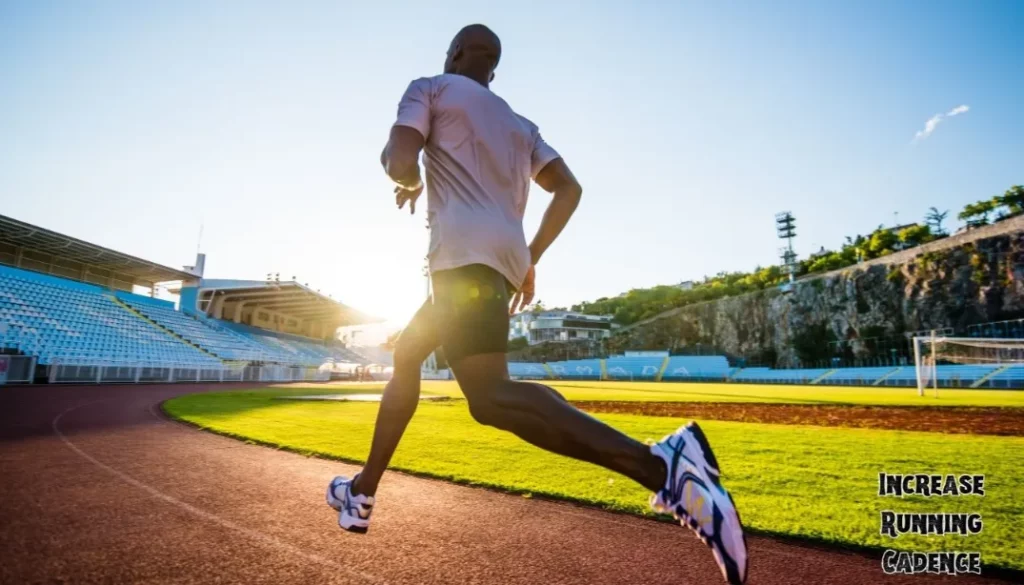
[413, 264, 514, 364]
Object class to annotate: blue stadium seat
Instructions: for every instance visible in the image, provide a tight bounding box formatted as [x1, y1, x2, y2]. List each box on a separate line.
[213, 319, 369, 366]
[661, 356, 731, 380]
[604, 356, 663, 380]
[117, 292, 277, 363]
[731, 368, 834, 384]
[548, 359, 602, 380]
[508, 362, 549, 379]
[0, 265, 221, 368]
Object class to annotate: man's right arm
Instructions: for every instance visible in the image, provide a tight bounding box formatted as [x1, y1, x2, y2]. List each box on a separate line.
[529, 157, 583, 266]
[383, 78, 432, 190]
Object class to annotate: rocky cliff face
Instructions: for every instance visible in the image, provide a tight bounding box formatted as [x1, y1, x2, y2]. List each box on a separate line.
[610, 230, 1024, 367]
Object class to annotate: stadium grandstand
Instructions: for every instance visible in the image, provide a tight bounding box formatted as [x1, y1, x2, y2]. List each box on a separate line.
[0, 214, 383, 385]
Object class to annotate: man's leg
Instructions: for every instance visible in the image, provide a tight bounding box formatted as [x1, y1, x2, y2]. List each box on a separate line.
[449, 353, 666, 492]
[431, 264, 666, 492]
[350, 300, 440, 497]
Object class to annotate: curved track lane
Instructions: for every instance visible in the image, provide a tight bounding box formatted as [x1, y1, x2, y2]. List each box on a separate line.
[0, 384, 1013, 585]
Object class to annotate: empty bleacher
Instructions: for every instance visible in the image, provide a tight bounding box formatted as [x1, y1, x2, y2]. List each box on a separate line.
[547, 359, 602, 380]
[824, 366, 899, 385]
[731, 367, 835, 385]
[661, 356, 731, 380]
[216, 320, 369, 366]
[883, 365, 997, 387]
[984, 365, 1024, 388]
[604, 356, 664, 380]
[508, 362, 550, 379]
[117, 292, 272, 362]
[0, 265, 220, 368]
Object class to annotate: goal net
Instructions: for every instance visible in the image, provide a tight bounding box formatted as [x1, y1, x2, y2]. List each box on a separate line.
[913, 335, 1024, 395]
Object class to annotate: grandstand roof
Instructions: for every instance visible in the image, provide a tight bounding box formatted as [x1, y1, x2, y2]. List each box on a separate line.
[0, 214, 194, 286]
[197, 279, 380, 328]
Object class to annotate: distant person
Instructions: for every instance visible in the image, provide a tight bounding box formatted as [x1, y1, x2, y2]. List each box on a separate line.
[326, 24, 747, 584]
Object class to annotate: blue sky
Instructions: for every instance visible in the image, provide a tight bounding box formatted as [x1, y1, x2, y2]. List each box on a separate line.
[1, 0, 1021, 327]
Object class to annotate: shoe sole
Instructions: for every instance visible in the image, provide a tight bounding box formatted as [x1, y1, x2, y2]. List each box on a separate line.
[680, 422, 748, 585]
[340, 522, 369, 534]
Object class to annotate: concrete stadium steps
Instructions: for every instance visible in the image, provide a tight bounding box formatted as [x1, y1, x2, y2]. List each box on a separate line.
[885, 365, 997, 387]
[214, 320, 365, 366]
[871, 367, 902, 385]
[810, 369, 838, 384]
[111, 295, 222, 362]
[971, 364, 1012, 388]
[732, 367, 835, 384]
[118, 294, 268, 363]
[655, 356, 671, 382]
[984, 364, 1024, 387]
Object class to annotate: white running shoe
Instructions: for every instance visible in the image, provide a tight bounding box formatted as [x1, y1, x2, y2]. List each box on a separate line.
[326, 474, 374, 533]
[650, 422, 748, 584]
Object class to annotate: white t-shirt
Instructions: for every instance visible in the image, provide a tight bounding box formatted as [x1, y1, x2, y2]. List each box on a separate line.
[393, 74, 560, 290]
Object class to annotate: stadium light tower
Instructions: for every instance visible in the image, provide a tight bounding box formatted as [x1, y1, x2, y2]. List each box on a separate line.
[775, 211, 797, 285]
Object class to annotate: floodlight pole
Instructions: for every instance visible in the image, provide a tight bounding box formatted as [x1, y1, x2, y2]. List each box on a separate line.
[775, 212, 797, 285]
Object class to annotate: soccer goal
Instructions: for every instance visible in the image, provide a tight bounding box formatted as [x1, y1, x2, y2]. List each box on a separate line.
[913, 334, 1024, 395]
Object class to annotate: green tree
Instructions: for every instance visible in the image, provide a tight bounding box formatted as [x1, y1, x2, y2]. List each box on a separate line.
[925, 207, 949, 236]
[996, 185, 1024, 216]
[507, 336, 529, 352]
[959, 199, 998, 227]
[867, 226, 898, 258]
[897, 224, 934, 248]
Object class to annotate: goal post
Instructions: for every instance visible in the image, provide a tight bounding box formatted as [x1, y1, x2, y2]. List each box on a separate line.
[912, 334, 933, 397]
[913, 334, 1024, 394]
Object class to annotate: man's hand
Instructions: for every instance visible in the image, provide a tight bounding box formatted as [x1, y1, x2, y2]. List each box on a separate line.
[510, 265, 536, 315]
[396, 183, 423, 214]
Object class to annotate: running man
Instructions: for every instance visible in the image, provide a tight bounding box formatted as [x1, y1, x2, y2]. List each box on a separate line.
[327, 24, 748, 584]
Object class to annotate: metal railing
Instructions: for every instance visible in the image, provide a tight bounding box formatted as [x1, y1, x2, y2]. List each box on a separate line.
[47, 361, 329, 384]
[0, 355, 37, 385]
[966, 319, 1024, 339]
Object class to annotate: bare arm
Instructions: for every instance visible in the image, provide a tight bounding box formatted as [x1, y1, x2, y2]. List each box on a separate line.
[381, 125, 426, 189]
[529, 158, 583, 265]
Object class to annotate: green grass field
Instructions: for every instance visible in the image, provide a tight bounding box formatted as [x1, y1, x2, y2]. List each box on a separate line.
[304, 379, 1024, 407]
[166, 382, 1024, 570]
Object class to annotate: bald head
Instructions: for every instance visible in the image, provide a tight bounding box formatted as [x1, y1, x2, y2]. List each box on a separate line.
[444, 24, 501, 87]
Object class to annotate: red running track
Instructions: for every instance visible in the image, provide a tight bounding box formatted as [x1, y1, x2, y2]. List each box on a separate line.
[0, 383, 1014, 585]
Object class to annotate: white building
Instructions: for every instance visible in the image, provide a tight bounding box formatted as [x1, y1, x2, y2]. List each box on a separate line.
[509, 310, 614, 345]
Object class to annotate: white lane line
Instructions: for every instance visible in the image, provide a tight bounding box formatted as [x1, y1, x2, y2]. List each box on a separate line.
[52, 400, 383, 585]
